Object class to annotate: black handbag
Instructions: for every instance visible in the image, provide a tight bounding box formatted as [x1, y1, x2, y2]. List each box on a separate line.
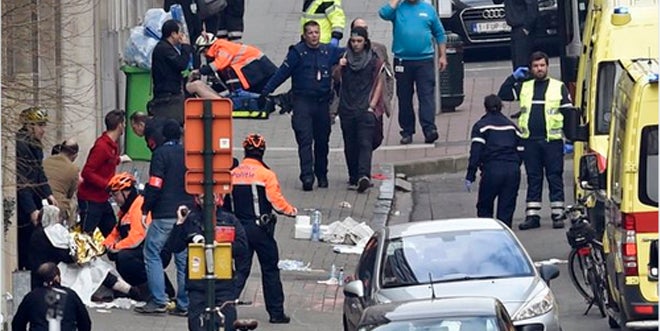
[196, 0, 227, 20]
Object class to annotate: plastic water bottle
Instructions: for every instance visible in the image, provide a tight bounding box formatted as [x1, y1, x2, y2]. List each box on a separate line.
[338, 267, 345, 286]
[330, 264, 336, 280]
[310, 209, 322, 242]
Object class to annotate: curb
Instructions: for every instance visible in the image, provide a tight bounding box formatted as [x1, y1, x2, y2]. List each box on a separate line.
[392, 155, 469, 177]
[371, 163, 395, 232]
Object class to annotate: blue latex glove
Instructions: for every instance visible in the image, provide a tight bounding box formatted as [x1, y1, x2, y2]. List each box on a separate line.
[464, 180, 473, 192]
[512, 66, 529, 80]
[563, 143, 574, 155]
[330, 38, 340, 47]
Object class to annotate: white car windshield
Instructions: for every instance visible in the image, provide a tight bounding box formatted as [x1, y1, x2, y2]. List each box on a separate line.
[381, 229, 534, 288]
[368, 316, 501, 331]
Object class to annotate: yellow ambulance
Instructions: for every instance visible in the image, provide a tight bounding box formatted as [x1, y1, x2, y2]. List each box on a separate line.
[578, 58, 658, 330]
[570, 0, 658, 235]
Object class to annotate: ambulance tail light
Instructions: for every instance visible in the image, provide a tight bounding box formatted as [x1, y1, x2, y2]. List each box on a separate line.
[622, 213, 638, 276]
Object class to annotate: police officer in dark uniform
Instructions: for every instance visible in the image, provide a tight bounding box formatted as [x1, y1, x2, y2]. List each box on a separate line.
[498, 51, 573, 230]
[230, 134, 298, 324]
[260, 20, 343, 191]
[465, 95, 523, 228]
[168, 196, 250, 331]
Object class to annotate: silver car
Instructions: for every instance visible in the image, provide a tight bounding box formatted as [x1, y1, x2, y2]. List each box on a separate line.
[342, 218, 562, 331]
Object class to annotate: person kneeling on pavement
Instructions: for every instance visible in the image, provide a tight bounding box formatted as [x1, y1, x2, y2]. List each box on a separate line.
[167, 195, 250, 331]
[103, 172, 177, 302]
[29, 205, 141, 303]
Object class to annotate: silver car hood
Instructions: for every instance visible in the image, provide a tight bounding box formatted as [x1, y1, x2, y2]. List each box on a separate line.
[376, 276, 545, 315]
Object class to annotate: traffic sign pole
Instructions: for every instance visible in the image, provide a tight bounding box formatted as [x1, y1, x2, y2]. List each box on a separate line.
[202, 100, 216, 331]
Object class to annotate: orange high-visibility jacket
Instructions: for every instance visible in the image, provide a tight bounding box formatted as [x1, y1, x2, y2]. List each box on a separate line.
[231, 158, 297, 219]
[103, 195, 152, 251]
[206, 39, 265, 90]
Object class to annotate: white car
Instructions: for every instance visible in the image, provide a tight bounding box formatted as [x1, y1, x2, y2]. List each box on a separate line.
[342, 218, 562, 331]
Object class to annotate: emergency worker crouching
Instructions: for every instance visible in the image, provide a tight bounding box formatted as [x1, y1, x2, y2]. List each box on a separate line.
[228, 134, 297, 324]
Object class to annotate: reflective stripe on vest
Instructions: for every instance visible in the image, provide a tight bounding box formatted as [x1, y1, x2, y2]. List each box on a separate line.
[300, 0, 340, 43]
[518, 78, 565, 141]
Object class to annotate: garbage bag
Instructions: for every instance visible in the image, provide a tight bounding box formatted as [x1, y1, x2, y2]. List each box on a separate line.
[143, 8, 171, 40]
[124, 26, 158, 69]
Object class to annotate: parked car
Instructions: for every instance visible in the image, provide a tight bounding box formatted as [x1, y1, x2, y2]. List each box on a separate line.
[355, 296, 517, 331]
[440, 0, 559, 50]
[342, 218, 562, 331]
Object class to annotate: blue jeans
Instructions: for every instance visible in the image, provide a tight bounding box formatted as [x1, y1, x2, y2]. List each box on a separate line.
[144, 218, 188, 309]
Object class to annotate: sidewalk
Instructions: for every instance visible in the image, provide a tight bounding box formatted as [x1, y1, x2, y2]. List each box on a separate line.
[90, 1, 489, 329]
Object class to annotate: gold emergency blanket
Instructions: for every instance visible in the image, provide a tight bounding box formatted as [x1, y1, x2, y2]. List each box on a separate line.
[69, 226, 106, 264]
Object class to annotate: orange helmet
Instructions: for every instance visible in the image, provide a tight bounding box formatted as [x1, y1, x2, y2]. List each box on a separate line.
[242, 133, 266, 151]
[107, 172, 136, 192]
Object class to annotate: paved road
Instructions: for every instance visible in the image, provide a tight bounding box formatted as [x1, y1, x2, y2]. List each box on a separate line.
[406, 161, 611, 331]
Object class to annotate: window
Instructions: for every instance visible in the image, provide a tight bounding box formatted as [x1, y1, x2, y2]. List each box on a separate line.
[639, 126, 658, 206]
[595, 62, 622, 134]
[357, 236, 379, 297]
[380, 230, 534, 288]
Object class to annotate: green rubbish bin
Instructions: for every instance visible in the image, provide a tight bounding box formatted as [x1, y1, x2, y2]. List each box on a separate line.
[439, 32, 465, 112]
[121, 65, 153, 161]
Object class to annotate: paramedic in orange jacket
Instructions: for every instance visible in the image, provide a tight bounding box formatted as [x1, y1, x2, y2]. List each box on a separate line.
[229, 134, 297, 324]
[197, 37, 278, 93]
[102, 173, 170, 299]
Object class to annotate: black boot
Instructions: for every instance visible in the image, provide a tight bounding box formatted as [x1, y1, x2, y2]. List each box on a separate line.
[518, 216, 541, 230]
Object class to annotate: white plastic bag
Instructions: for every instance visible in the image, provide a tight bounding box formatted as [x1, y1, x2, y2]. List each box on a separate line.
[124, 26, 158, 69]
[143, 8, 171, 40]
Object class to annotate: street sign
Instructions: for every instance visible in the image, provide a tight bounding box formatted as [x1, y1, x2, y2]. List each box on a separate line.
[183, 98, 233, 194]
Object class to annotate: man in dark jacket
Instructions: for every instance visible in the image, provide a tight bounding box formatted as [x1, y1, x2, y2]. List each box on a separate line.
[493, 0, 538, 70]
[260, 20, 343, 191]
[15, 107, 57, 270]
[12, 262, 91, 331]
[465, 95, 523, 228]
[130, 111, 167, 152]
[150, 19, 194, 124]
[137, 120, 194, 315]
[168, 196, 250, 331]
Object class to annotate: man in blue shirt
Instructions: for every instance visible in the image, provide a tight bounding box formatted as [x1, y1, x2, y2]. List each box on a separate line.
[261, 21, 343, 191]
[379, 0, 447, 145]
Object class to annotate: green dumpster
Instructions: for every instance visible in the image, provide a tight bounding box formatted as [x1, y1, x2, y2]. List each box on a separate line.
[121, 65, 153, 161]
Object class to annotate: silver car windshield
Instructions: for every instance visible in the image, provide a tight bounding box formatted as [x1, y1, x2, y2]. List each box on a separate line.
[381, 230, 534, 288]
[367, 316, 501, 331]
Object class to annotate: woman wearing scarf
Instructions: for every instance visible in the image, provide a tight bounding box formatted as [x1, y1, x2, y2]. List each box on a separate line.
[333, 27, 385, 193]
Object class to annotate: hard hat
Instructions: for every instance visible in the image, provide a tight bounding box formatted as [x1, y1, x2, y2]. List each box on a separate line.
[107, 172, 136, 192]
[19, 107, 48, 125]
[242, 133, 266, 151]
[195, 32, 216, 50]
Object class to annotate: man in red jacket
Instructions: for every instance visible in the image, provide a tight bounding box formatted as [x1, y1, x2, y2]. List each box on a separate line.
[78, 110, 129, 236]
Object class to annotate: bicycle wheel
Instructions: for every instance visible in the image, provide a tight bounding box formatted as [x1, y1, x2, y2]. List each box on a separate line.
[568, 248, 592, 302]
[587, 267, 607, 317]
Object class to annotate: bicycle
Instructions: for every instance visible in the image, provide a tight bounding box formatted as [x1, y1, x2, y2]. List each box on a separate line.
[564, 200, 609, 317]
[202, 299, 258, 331]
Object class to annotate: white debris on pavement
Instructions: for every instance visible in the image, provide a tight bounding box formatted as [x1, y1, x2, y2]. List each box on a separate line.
[321, 217, 374, 246]
[88, 297, 137, 310]
[339, 201, 352, 208]
[278, 259, 313, 271]
[333, 236, 370, 255]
